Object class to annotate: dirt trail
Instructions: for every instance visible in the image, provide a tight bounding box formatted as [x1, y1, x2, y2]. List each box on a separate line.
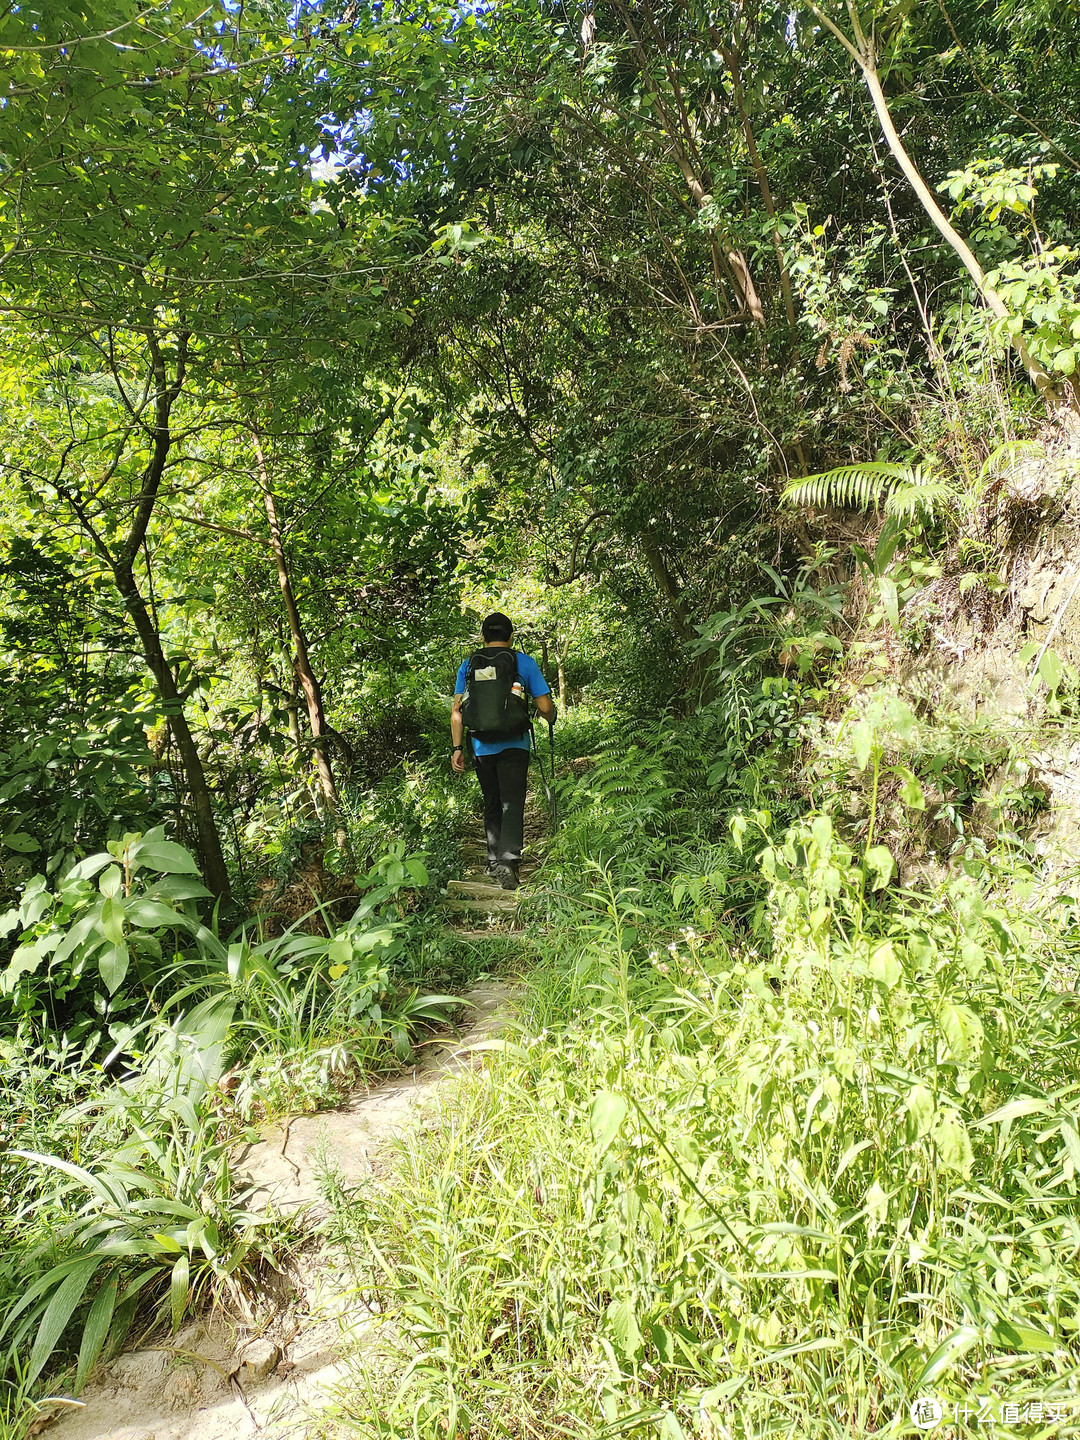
[39, 811, 546, 1440]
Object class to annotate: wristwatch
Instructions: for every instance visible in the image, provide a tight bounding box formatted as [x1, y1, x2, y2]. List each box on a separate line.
[452, 745, 463, 753]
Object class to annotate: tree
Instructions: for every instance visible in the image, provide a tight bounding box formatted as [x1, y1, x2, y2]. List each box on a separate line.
[800, 0, 1078, 411]
[0, 0, 435, 888]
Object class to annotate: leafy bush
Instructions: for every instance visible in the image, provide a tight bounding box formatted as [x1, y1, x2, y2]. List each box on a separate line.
[2, 1094, 282, 1396]
[0, 827, 460, 1402]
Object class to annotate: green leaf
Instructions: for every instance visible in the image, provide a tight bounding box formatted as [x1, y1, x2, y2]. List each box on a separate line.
[864, 845, 895, 891]
[976, 1097, 1050, 1127]
[932, 1112, 974, 1177]
[227, 943, 246, 981]
[869, 941, 901, 989]
[1, 940, 49, 994]
[350, 926, 397, 954]
[989, 1318, 1058, 1354]
[101, 895, 126, 945]
[2, 831, 40, 853]
[898, 768, 925, 809]
[75, 1273, 117, 1393]
[606, 1296, 642, 1360]
[886, 698, 916, 741]
[27, 1257, 104, 1386]
[878, 575, 900, 632]
[1059, 1119, 1080, 1171]
[129, 839, 202, 875]
[851, 721, 874, 771]
[904, 1084, 935, 1141]
[126, 899, 193, 931]
[148, 876, 214, 902]
[939, 1002, 984, 1063]
[98, 942, 130, 995]
[327, 937, 352, 968]
[9, 1150, 126, 1208]
[590, 1091, 628, 1158]
[405, 857, 429, 886]
[67, 852, 114, 882]
[917, 1325, 979, 1384]
[1039, 648, 1065, 691]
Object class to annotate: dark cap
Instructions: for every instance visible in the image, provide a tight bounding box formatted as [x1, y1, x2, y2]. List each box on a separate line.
[481, 612, 513, 642]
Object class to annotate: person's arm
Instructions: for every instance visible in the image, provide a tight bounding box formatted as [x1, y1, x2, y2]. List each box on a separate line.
[522, 654, 556, 724]
[451, 695, 466, 772]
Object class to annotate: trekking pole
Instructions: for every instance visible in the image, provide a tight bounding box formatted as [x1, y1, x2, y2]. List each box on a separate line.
[548, 719, 558, 832]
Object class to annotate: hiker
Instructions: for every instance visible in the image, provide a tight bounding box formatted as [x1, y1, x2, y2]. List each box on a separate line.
[451, 612, 556, 890]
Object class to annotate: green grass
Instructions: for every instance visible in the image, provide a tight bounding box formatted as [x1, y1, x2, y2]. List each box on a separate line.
[318, 719, 1080, 1440]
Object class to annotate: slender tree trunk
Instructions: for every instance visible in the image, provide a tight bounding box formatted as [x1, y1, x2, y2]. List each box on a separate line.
[612, 0, 765, 326]
[642, 541, 691, 634]
[113, 562, 232, 901]
[557, 637, 570, 710]
[286, 698, 302, 752]
[806, 0, 1073, 410]
[717, 33, 797, 328]
[58, 328, 233, 901]
[250, 431, 338, 812]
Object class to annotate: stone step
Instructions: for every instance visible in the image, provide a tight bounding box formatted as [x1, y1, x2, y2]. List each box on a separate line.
[447, 927, 529, 943]
[448, 879, 509, 898]
[446, 895, 522, 916]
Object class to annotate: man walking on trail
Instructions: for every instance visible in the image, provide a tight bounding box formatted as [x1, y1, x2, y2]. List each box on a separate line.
[451, 612, 556, 890]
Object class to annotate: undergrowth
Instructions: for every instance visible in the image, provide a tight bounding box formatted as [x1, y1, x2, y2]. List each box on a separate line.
[323, 697, 1080, 1440]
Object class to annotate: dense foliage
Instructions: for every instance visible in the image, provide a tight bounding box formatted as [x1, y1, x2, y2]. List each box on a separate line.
[2, 0, 1080, 1434]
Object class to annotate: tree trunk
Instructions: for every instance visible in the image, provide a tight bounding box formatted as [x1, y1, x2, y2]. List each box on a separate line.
[806, 0, 1073, 411]
[612, 0, 765, 326]
[56, 328, 232, 901]
[642, 541, 691, 635]
[114, 562, 232, 901]
[557, 638, 569, 710]
[286, 699, 302, 752]
[717, 32, 797, 328]
[251, 431, 339, 812]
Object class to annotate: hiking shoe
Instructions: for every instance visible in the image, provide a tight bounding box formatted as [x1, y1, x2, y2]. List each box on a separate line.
[493, 863, 519, 891]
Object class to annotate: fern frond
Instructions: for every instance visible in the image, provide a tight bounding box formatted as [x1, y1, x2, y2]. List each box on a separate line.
[885, 480, 953, 519]
[979, 439, 1042, 482]
[782, 463, 911, 512]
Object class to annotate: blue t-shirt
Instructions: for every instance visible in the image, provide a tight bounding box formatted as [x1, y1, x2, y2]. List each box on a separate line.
[455, 650, 551, 755]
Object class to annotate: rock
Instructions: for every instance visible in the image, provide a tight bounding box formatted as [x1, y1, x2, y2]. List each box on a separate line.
[239, 1337, 282, 1382]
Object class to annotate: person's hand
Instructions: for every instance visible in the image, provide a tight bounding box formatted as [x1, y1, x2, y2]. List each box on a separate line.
[451, 748, 466, 774]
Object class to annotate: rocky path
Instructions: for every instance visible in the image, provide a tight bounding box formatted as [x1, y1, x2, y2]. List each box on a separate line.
[38, 811, 545, 1440]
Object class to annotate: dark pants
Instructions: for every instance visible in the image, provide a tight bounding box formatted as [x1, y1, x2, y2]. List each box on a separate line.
[473, 747, 530, 866]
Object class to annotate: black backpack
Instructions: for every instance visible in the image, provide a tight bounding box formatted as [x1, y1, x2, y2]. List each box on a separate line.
[459, 648, 531, 741]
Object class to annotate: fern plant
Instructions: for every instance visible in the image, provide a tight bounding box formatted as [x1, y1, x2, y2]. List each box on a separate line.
[783, 462, 954, 521]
